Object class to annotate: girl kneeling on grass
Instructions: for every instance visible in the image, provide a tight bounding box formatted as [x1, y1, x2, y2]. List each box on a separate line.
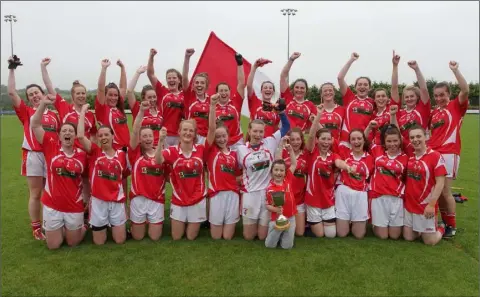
[265, 137, 297, 249]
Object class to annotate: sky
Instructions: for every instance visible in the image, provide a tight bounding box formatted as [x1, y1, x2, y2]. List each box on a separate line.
[1, 1, 479, 92]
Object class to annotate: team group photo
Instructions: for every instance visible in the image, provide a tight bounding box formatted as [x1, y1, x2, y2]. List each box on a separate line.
[1, 1, 478, 296]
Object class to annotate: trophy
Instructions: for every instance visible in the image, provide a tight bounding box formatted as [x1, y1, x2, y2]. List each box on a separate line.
[271, 191, 290, 231]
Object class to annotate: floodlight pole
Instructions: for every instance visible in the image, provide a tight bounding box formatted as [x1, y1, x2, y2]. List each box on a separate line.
[280, 9, 297, 84]
[4, 15, 18, 56]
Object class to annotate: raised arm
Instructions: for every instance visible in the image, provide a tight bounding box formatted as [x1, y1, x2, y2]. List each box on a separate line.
[407, 61, 429, 105]
[182, 48, 195, 91]
[206, 94, 220, 146]
[117, 59, 127, 98]
[337, 52, 359, 96]
[389, 105, 399, 130]
[449, 61, 469, 104]
[147, 48, 159, 87]
[306, 105, 324, 152]
[391, 50, 400, 104]
[7, 66, 22, 108]
[235, 53, 245, 98]
[97, 59, 111, 105]
[31, 96, 54, 144]
[280, 52, 301, 93]
[40, 57, 56, 95]
[246, 60, 259, 98]
[77, 104, 92, 153]
[275, 136, 289, 160]
[155, 127, 168, 165]
[130, 101, 149, 150]
[286, 143, 297, 174]
[127, 66, 147, 110]
[364, 120, 378, 138]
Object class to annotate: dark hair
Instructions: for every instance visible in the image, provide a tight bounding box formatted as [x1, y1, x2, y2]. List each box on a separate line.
[245, 119, 265, 143]
[315, 127, 332, 139]
[98, 125, 114, 135]
[354, 76, 372, 88]
[261, 81, 276, 92]
[141, 85, 155, 100]
[320, 82, 336, 101]
[166, 68, 183, 91]
[105, 82, 125, 114]
[215, 82, 230, 93]
[380, 124, 402, 148]
[293, 78, 308, 90]
[287, 127, 305, 151]
[215, 120, 229, 133]
[433, 81, 451, 94]
[372, 88, 389, 99]
[270, 159, 287, 173]
[408, 124, 426, 136]
[71, 80, 86, 100]
[60, 122, 77, 135]
[139, 126, 154, 156]
[25, 84, 45, 100]
[349, 128, 369, 152]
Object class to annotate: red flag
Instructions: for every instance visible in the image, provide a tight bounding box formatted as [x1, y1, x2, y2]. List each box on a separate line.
[190, 32, 252, 95]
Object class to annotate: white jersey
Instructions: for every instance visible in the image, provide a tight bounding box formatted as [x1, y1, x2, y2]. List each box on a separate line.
[237, 130, 281, 193]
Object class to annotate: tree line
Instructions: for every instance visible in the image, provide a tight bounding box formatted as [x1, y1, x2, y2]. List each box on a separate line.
[1, 80, 479, 111]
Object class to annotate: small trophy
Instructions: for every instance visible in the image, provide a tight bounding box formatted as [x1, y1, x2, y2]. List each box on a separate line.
[271, 191, 290, 231]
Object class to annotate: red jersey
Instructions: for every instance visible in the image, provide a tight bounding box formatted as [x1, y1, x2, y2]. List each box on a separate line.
[281, 88, 317, 132]
[319, 105, 345, 140]
[128, 146, 167, 203]
[397, 100, 431, 155]
[41, 133, 87, 213]
[305, 150, 341, 209]
[205, 141, 240, 197]
[340, 88, 375, 142]
[368, 147, 408, 199]
[14, 100, 59, 152]
[215, 92, 244, 145]
[131, 101, 164, 145]
[155, 81, 185, 136]
[54, 94, 97, 148]
[183, 88, 210, 137]
[94, 96, 130, 150]
[368, 108, 391, 146]
[162, 144, 206, 206]
[89, 143, 128, 202]
[266, 171, 298, 220]
[338, 148, 374, 192]
[282, 149, 308, 205]
[405, 149, 447, 214]
[248, 93, 279, 137]
[428, 97, 468, 155]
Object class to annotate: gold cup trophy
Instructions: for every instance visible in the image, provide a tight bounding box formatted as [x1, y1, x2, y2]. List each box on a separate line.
[271, 191, 290, 231]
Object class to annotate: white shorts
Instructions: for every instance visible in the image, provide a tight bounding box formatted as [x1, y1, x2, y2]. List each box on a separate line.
[228, 138, 245, 152]
[170, 198, 207, 223]
[335, 185, 369, 222]
[89, 196, 127, 227]
[166, 136, 179, 148]
[209, 191, 240, 225]
[196, 135, 206, 145]
[442, 154, 460, 179]
[371, 195, 404, 227]
[21, 150, 46, 177]
[404, 209, 437, 233]
[42, 205, 84, 231]
[297, 203, 305, 213]
[130, 196, 165, 224]
[241, 190, 269, 226]
[306, 205, 336, 223]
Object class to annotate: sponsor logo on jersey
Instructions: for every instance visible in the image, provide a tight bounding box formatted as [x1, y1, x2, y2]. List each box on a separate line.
[141, 167, 163, 176]
[144, 123, 162, 131]
[43, 124, 57, 132]
[401, 120, 418, 132]
[251, 160, 270, 172]
[179, 169, 200, 178]
[406, 170, 422, 181]
[56, 167, 78, 178]
[431, 119, 445, 130]
[288, 110, 305, 120]
[217, 114, 235, 122]
[115, 117, 128, 125]
[166, 101, 184, 109]
[317, 169, 331, 178]
[97, 170, 118, 181]
[348, 172, 362, 180]
[379, 167, 395, 177]
[220, 164, 236, 175]
[294, 169, 306, 178]
[352, 107, 372, 116]
[193, 111, 209, 119]
[323, 123, 338, 130]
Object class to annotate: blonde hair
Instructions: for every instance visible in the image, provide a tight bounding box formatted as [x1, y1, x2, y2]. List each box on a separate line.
[245, 119, 265, 142]
[179, 119, 198, 144]
[193, 72, 210, 88]
[402, 85, 421, 104]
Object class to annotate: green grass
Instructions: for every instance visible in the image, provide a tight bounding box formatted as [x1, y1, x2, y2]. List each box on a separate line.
[1, 114, 478, 296]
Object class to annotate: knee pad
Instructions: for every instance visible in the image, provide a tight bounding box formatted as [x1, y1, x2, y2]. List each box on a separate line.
[90, 224, 108, 231]
[324, 225, 337, 238]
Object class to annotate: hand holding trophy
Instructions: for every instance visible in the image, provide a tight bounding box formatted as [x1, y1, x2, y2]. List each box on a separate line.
[271, 191, 290, 231]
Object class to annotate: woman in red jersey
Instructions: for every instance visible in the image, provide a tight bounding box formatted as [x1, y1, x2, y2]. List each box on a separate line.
[31, 97, 87, 249]
[365, 103, 400, 156]
[335, 129, 374, 239]
[404, 125, 447, 245]
[7, 58, 60, 240]
[337, 52, 375, 146]
[316, 82, 345, 153]
[275, 128, 308, 236]
[78, 104, 128, 245]
[369, 125, 408, 240]
[305, 105, 353, 238]
[128, 101, 168, 241]
[155, 119, 206, 240]
[147, 48, 184, 147]
[40, 57, 98, 211]
[127, 65, 164, 145]
[205, 94, 241, 240]
[279, 52, 317, 132]
[182, 48, 210, 145]
[390, 52, 431, 156]
[428, 61, 469, 239]
[212, 53, 246, 151]
[246, 58, 279, 138]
